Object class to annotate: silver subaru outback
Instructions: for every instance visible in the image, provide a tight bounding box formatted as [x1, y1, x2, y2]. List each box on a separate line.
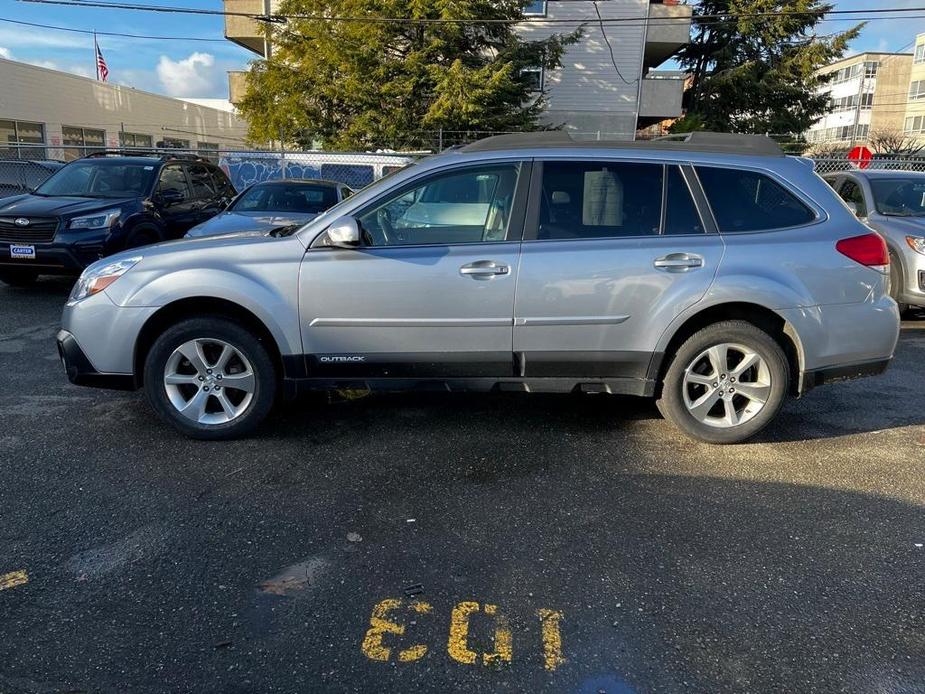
[57, 133, 901, 444]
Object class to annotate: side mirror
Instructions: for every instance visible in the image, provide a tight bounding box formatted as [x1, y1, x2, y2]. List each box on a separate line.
[326, 216, 361, 248]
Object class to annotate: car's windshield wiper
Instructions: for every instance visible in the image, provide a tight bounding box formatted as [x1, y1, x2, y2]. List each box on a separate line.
[270, 224, 301, 237]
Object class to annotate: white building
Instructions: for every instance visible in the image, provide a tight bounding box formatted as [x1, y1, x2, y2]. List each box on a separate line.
[223, 0, 693, 141]
[805, 51, 912, 147]
[0, 57, 250, 160]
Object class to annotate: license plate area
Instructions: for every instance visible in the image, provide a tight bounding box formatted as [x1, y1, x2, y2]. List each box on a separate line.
[10, 244, 36, 259]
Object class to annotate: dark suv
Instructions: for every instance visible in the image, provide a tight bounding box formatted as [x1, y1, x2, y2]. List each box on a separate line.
[0, 153, 236, 286]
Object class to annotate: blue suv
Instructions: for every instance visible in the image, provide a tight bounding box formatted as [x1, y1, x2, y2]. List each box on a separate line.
[0, 152, 236, 286]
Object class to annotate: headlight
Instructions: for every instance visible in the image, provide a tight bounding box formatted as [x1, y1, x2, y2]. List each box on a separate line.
[906, 236, 925, 255]
[68, 256, 142, 304]
[68, 208, 121, 230]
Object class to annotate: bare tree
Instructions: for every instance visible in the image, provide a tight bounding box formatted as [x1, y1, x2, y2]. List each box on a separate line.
[868, 129, 924, 156]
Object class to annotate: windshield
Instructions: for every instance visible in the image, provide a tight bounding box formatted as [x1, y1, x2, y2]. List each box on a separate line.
[870, 178, 925, 217]
[231, 182, 338, 214]
[34, 160, 157, 198]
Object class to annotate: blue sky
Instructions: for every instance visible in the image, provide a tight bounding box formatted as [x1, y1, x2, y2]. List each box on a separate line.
[0, 0, 920, 99]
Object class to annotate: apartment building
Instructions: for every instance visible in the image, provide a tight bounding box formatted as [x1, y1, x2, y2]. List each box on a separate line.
[0, 58, 249, 161]
[903, 33, 925, 141]
[805, 51, 913, 147]
[223, 0, 693, 141]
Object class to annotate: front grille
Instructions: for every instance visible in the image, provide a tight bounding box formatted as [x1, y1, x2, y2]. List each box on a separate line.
[0, 217, 59, 243]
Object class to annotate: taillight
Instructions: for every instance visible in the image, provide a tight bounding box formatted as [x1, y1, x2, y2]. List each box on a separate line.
[836, 233, 889, 272]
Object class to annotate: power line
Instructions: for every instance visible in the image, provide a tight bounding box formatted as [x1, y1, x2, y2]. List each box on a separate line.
[16, 0, 925, 26]
[0, 16, 227, 41]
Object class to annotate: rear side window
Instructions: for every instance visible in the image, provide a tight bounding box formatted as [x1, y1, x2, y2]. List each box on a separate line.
[188, 164, 217, 199]
[696, 167, 815, 232]
[538, 161, 662, 239]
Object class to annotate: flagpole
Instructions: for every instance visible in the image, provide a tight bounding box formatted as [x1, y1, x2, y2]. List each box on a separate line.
[93, 31, 98, 81]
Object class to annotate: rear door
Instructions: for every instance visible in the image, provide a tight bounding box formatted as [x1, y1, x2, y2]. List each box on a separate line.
[514, 158, 725, 380]
[298, 160, 530, 379]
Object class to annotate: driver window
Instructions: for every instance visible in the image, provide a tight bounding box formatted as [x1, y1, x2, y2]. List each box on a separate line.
[357, 164, 520, 246]
[157, 166, 192, 202]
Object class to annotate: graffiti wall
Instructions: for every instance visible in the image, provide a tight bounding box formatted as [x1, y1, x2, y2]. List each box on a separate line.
[219, 152, 415, 192]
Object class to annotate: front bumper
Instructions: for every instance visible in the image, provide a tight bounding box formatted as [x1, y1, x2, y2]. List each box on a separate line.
[0, 231, 109, 274]
[57, 330, 136, 390]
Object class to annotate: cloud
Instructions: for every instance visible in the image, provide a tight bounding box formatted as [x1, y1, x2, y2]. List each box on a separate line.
[0, 46, 92, 77]
[156, 52, 222, 97]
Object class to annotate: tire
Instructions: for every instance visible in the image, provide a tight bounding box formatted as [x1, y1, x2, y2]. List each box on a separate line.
[143, 317, 277, 440]
[0, 269, 39, 287]
[657, 320, 790, 444]
[125, 227, 161, 250]
[889, 253, 909, 315]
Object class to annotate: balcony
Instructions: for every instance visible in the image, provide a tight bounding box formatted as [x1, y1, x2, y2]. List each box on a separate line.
[224, 0, 269, 56]
[638, 72, 686, 126]
[228, 70, 248, 105]
[645, 2, 693, 70]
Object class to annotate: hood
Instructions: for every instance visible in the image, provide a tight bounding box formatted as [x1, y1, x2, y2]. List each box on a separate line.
[185, 210, 318, 238]
[870, 215, 925, 237]
[0, 194, 134, 218]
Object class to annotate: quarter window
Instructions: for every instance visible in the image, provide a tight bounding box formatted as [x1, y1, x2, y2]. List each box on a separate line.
[357, 164, 521, 246]
[696, 167, 815, 232]
[537, 161, 663, 239]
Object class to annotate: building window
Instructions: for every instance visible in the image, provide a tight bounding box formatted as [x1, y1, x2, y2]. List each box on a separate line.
[521, 66, 544, 92]
[0, 119, 46, 159]
[119, 132, 153, 149]
[916, 43, 925, 64]
[62, 125, 105, 161]
[157, 137, 191, 150]
[523, 1, 547, 16]
[905, 115, 925, 134]
[910, 80, 925, 101]
[864, 61, 879, 78]
[197, 141, 219, 162]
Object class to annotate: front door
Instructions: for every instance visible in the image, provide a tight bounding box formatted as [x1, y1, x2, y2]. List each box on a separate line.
[514, 159, 725, 381]
[299, 161, 530, 379]
[155, 164, 199, 238]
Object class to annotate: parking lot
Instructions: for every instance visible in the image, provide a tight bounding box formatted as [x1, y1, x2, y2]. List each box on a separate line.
[0, 279, 922, 693]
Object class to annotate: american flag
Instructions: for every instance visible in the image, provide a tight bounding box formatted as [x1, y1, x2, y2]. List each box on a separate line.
[94, 35, 108, 82]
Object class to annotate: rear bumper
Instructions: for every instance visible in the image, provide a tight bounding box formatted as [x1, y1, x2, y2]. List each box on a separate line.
[57, 329, 136, 390]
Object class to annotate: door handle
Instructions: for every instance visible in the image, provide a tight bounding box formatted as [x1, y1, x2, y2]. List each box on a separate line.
[459, 261, 510, 279]
[653, 253, 704, 272]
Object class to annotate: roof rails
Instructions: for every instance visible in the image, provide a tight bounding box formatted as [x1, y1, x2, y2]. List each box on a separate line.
[80, 150, 208, 162]
[458, 131, 784, 156]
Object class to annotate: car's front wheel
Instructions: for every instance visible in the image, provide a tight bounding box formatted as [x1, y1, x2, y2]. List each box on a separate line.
[657, 320, 790, 444]
[0, 269, 38, 287]
[143, 318, 277, 440]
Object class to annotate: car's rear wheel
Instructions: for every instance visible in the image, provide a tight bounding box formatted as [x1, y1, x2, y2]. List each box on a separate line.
[0, 269, 38, 287]
[657, 320, 790, 444]
[143, 318, 276, 440]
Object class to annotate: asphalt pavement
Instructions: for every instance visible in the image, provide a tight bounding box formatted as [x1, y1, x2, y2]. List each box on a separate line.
[0, 278, 923, 693]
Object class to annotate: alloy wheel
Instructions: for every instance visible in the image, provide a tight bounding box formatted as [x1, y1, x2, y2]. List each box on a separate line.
[163, 338, 256, 425]
[681, 342, 772, 429]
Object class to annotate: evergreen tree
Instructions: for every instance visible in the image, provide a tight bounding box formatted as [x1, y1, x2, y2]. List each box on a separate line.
[674, 0, 861, 135]
[238, 1, 579, 150]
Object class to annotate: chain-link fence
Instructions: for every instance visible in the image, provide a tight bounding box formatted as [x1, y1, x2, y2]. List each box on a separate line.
[0, 144, 419, 197]
[810, 156, 925, 175]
